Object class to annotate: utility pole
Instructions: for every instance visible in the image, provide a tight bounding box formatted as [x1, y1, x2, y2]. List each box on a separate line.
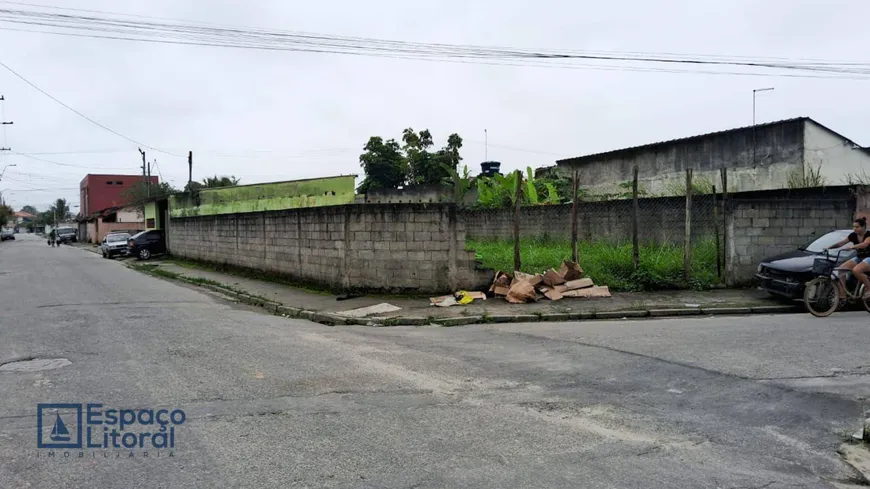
[188, 151, 193, 187]
[139, 148, 149, 198]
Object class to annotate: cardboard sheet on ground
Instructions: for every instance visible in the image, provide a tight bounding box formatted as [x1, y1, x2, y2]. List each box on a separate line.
[564, 278, 593, 290]
[561, 286, 611, 298]
[543, 288, 563, 301]
[558, 261, 584, 281]
[506, 280, 537, 303]
[542, 269, 566, 287]
[490, 271, 511, 296]
[514, 271, 543, 287]
[336, 302, 403, 317]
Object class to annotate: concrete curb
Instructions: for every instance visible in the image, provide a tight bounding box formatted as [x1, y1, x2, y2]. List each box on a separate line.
[649, 308, 701, 317]
[126, 264, 807, 328]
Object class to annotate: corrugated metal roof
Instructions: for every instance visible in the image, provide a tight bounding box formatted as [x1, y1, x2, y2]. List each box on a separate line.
[556, 117, 820, 165]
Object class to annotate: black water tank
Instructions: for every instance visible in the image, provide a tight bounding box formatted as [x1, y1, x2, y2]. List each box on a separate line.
[480, 161, 501, 177]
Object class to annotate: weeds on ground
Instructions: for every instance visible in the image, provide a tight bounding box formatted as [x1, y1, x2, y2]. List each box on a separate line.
[185, 276, 223, 287]
[166, 257, 332, 296]
[467, 238, 719, 292]
[133, 263, 273, 303]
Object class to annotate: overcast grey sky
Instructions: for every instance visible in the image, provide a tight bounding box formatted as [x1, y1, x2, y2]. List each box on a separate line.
[1, 0, 868, 211]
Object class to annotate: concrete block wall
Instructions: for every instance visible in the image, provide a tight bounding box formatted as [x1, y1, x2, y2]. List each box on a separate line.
[726, 187, 856, 283]
[169, 203, 491, 294]
[460, 195, 718, 244]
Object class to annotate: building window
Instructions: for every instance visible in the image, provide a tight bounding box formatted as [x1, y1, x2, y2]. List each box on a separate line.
[106, 181, 113, 185]
[115, 181, 123, 185]
[146, 218, 155, 228]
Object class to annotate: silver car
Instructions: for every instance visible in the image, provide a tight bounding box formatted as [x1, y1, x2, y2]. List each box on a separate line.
[101, 232, 131, 259]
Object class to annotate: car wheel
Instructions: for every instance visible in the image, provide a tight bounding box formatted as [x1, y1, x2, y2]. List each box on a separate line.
[139, 248, 151, 260]
[102, 250, 106, 258]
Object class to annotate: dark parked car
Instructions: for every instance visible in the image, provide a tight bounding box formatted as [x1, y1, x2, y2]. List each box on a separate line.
[127, 230, 166, 260]
[1, 228, 14, 241]
[756, 229, 855, 300]
[101, 232, 132, 259]
[55, 227, 77, 244]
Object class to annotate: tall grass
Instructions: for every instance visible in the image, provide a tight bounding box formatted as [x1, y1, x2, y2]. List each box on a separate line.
[467, 238, 719, 292]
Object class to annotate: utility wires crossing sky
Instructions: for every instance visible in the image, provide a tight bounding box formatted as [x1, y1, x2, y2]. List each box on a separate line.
[0, 2, 868, 80]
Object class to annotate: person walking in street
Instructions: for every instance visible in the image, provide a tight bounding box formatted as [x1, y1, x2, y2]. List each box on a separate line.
[48, 228, 56, 247]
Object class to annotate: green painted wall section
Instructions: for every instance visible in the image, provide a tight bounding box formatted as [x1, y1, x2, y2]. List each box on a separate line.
[144, 202, 159, 229]
[169, 176, 356, 218]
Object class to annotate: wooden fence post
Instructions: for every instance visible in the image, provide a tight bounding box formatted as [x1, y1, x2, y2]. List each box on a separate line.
[632, 165, 639, 271]
[684, 168, 693, 282]
[513, 169, 522, 272]
[712, 184, 721, 280]
[722, 168, 729, 276]
[571, 170, 579, 262]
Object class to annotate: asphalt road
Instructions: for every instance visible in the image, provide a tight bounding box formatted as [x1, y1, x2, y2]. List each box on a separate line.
[1, 232, 869, 488]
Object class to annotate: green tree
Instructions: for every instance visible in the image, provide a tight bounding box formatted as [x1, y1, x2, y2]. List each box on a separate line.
[405, 129, 464, 186]
[0, 203, 13, 227]
[44, 198, 71, 224]
[358, 136, 407, 192]
[20, 205, 38, 216]
[201, 175, 241, 188]
[359, 130, 464, 191]
[51, 198, 70, 220]
[403, 128, 435, 186]
[122, 181, 178, 208]
[35, 210, 53, 226]
[435, 133, 463, 174]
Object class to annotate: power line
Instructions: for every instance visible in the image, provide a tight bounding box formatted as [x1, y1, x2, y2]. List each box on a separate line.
[4, 0, 859, 69]
[0, 184, 78, 191]
[11, 151, 137, 170]
[22, 148, 133, 155]
[1, 25, 866, 80]
[464, 139, 569, 157]
[151, 158, 164, 181]
[0, 59, 184, 157]
[0, 3, 865, 68]
[0, 6, 868, 79]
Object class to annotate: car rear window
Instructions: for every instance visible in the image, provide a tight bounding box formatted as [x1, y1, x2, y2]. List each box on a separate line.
[107, 234, 129, 242]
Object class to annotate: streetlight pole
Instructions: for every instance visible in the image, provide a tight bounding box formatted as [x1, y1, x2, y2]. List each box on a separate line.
[0, 94, 11, 152]
[752, 87, 774, 166]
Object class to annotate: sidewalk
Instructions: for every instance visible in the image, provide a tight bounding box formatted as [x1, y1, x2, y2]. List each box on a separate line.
[122, 256, 800, 326]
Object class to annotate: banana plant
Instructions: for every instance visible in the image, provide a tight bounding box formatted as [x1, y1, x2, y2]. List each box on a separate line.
[525, 167, 539, 205]
[543, 182, 560, 204]
[441, 163, 472, 204]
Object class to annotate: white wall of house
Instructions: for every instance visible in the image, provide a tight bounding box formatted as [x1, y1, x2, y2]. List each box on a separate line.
[804, 121, 870, 185]
[116, 207, 144, 223]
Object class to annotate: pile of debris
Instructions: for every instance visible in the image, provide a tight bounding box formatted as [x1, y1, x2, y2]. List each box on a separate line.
[489, 261, 611, 303]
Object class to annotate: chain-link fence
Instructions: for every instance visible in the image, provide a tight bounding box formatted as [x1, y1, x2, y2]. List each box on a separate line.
[460, 167, 731, 291]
